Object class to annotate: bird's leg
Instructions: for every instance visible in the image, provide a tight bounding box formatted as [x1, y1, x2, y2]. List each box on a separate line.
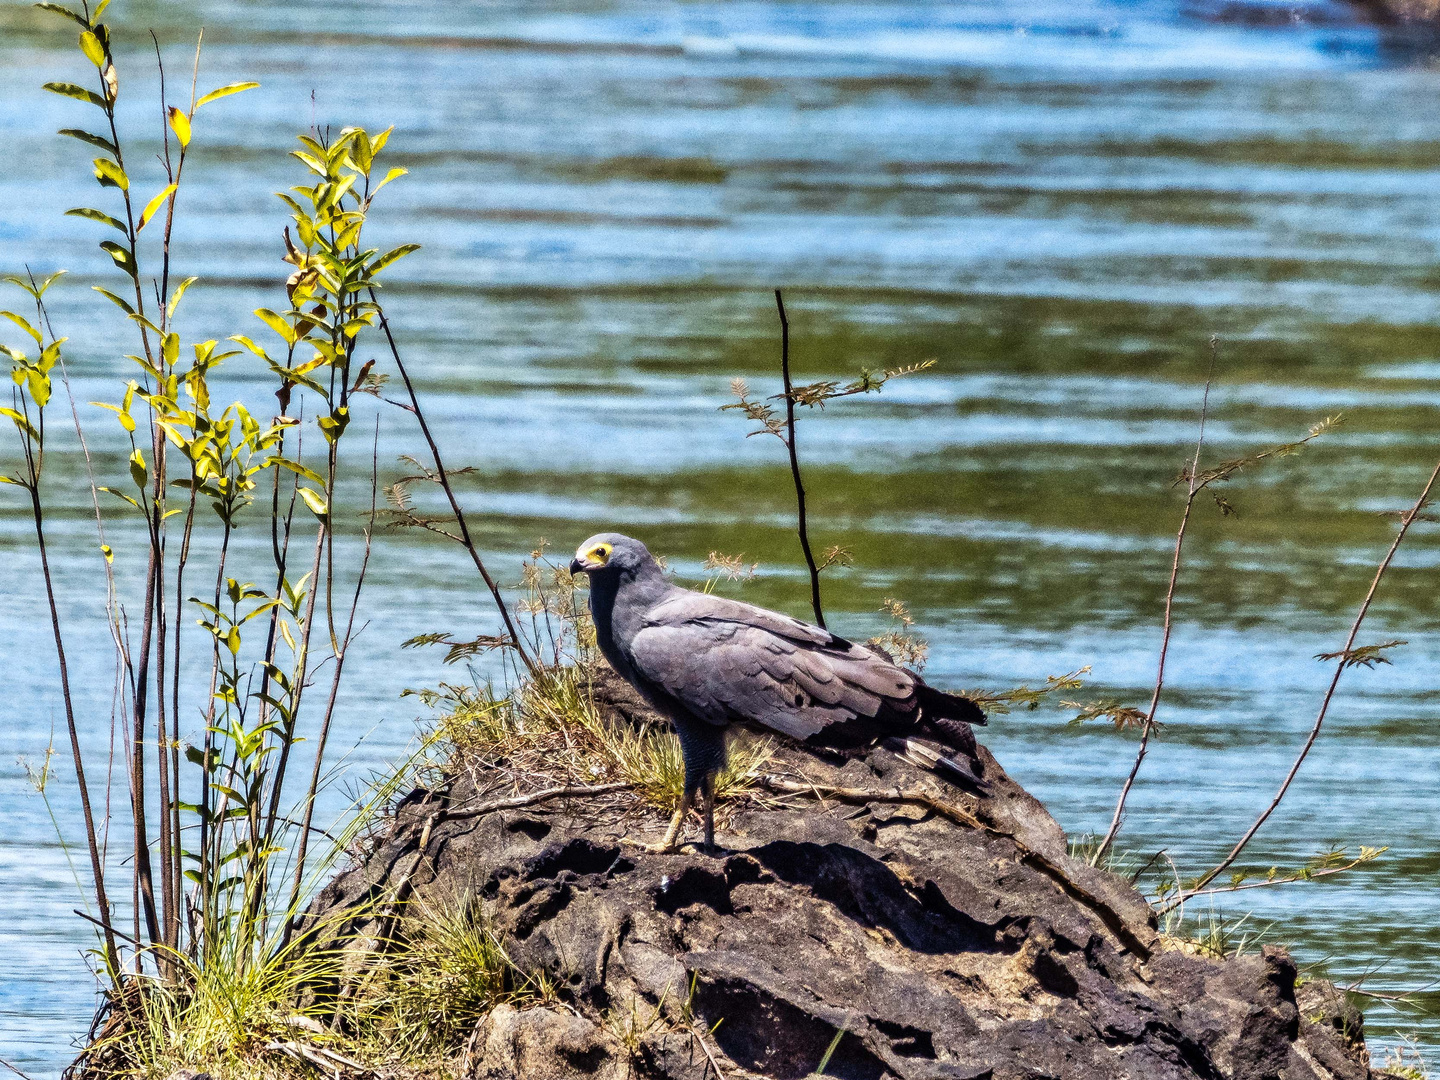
[625, 789, 693, 854]
[659, 789, 693, 851]
[700, 772, 717, 852]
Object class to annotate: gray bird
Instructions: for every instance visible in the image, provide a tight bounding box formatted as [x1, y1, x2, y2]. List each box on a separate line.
[569, 533, 987, 852]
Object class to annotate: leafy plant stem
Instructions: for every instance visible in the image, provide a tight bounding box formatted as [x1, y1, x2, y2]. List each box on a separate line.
[255, 399, 300, 845]
[257, 401, 328, 870]
[168, 480, 198, 949]
[245, 518, 326, 932]
[285, 423, 380, 928]
[25, 418, 121, 978]
[198, 521, 232, 949]
[129, 533, 162, 954]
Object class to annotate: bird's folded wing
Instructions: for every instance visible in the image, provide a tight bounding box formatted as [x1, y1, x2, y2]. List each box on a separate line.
[642, 591, 844, 648]
[629, 615, 916, 742]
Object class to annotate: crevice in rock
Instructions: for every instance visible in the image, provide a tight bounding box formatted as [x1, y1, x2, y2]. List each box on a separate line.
[694, 975, 891, 1080]
[524, 838, 623, 881]
[872, 1017, 937, 1059]
[748, 840, 1002, 955]
[656, 865, 734, 915]
[506, 814, 553, 840]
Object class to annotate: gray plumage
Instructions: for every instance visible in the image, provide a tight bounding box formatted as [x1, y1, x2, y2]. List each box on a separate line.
[569, 532, 987, 850]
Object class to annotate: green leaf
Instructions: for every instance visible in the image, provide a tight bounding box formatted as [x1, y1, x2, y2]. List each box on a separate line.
[137, 183, 177, 231]
[91, 400, 136, 432]
[350, 129, 374, 173]
[79, 29, 104, 66]
[129, 447, 147, 490]
[1, 311, 42, 347]
[183, 745, 210, 768]
[127, 312, 163, 338]
[0, 407, 40, 441]
[184, 367, 209, 412]
[65, 206, 127, 233]
[58, 128, 116, 154]
[290, 150, 325, 178]
[370, 166, 408, 196]
[297, 486, 327, 518]
[0, 475, 29, 487]
[36, 270, 68, 296]
[38, 339, 64, 373]
[229, 334, 272, 361]
[253, 308, 296, 346]
[34, 4, 88, 28]
[168, 276, 198, 319]
[92, 157, 128, 190]
[239, 598, 282, 624]
[272, 365, 325, 395]
[26, 369, 51, 408]
[195, 81, 259, 108]
[98, 240, 137, 279]
[370, 243, 420, 275]
[92, 285, 134, 315]
[43, 81, 106, 108]
[98, 486, 137, 508]
[265, 456, 324, 485]
[167, 106, 191, 149]
[317, 405, 349, 443]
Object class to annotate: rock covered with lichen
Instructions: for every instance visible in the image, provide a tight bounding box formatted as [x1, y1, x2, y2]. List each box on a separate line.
[303, 669, 1377, 1080]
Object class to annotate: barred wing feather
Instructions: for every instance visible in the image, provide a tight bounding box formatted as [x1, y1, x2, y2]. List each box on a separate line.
[627, 594, 921, 744]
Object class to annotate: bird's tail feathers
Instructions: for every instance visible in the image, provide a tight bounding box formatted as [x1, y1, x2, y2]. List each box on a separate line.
[915, 685, 984, 761]
[916, 682, 987, 727]
[883, 736, 986, 791]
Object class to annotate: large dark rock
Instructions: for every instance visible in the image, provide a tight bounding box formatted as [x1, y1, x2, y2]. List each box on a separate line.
[306, 671, 1377, 1080]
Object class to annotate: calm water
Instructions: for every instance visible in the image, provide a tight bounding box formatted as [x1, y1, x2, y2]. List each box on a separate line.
[3, 0, 1440, 1072]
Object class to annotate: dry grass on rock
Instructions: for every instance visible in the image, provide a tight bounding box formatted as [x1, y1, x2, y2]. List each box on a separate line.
[429, 662, 774, 821]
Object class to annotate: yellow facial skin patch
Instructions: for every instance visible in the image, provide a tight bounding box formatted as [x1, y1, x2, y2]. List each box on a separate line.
[577, 541, 612, 567]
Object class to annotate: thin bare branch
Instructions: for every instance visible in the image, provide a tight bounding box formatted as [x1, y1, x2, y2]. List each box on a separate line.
[774, 290, 826, 628]
[445, 781, 632, 820]
[1093, 339, 1219, 865]
[1168, 456, 1440, 910]
[370, 289, 539, 677]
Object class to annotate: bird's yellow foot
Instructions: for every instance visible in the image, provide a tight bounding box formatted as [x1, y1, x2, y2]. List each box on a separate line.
[622, 800, 690, 854]
[621, 834, 688, 855]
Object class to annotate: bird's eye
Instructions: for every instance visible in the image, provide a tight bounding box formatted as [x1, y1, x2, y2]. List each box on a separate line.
[590, 543, 612, 563]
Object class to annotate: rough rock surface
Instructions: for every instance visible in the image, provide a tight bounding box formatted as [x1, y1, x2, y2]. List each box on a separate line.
[308, 671, 1377, 1080]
